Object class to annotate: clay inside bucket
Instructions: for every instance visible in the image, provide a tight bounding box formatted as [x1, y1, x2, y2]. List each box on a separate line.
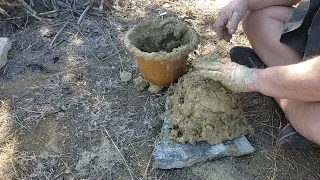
[124, 19, 199, 61]
[129, 22, 191, 53]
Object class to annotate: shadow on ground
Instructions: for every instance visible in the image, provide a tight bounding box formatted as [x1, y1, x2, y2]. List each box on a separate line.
[0, 0, 319, 179]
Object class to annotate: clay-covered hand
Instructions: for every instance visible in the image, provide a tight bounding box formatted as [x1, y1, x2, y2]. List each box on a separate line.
[215, 0, 249, 42]
[193, 58, 259, 92]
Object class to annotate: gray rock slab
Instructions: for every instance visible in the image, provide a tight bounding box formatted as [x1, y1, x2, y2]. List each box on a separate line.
[153, 117, 255, 169]
[0, 38, 12, 69]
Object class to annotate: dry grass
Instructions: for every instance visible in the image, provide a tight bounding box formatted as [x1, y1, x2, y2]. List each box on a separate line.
[0, 0, 319, 180]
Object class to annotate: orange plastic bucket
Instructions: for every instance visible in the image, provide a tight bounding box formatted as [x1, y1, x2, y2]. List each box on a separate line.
[136, 55, 188, 87]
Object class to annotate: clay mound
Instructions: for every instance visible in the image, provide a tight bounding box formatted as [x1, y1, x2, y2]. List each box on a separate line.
[168, 72, 248, 145]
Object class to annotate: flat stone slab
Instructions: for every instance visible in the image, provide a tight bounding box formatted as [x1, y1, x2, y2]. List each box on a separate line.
[0, 38, 12, 70]
[153, 117, 254, 169]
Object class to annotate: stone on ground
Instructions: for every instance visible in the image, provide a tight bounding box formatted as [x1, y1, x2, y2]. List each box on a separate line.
[133, 76, 149, 91]
[148, 84, 162, 93]
[119, 71, 132, 82]
[153, 118, 255, 169]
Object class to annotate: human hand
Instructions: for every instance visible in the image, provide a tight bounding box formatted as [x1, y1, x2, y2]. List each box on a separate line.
[215, 0, 249, 42]
[193, 58, 259, 92]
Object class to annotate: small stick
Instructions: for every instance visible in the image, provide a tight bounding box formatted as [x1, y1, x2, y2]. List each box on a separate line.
[38, 10, 59, 16]
[103, 127, 135, 180]
[41, 0, 48, 7]
[77, 3, 92, 25]
[143, 152, 153, 180]
[0, 2, 22, 7]
[0, 16, 25, 21]
[0, 10, 64, 21]
[51, 0, 59, 10]
[99, 0, 105, 10]
[30, 0, 34, 6]
[49, 21, 69, 48]
[17, 0, 43, 21]
[0, 7, 9, 17]
[17, 0, 36, 15]
[83, 1, 92, 6]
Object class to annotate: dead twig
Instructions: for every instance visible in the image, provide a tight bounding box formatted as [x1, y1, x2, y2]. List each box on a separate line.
[100, 49, 124, 61]
[103, 127, 135, 180]
[41, 0, 48, 7]
[0, 6, 9, 17]
[38, 10, 59, 16]
[77, 2, 93, 25]
[0, 9, 67, 21]
[143, 150, 153, 180]
[0, 2, 22, 7]
[51, 0, 59, 10]
[17, 0, 37, 15]
[49, 21, 69, 48]
[17, 0, 43, 21]
[0, 16, 24, 21]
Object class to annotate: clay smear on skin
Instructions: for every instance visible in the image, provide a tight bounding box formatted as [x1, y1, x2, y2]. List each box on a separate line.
[168, 61, 248, 144]
[124, 19, 199, 61]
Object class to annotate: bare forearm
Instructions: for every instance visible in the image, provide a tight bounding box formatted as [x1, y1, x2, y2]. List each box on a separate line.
[247, 0, 301, 10]
[253, 56, 320, 101]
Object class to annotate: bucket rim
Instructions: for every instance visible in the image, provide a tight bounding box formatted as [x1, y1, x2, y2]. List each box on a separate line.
[124, 19, 200, 61]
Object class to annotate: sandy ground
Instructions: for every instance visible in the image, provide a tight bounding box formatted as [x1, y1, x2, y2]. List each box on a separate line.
[0, 0, 319, 179]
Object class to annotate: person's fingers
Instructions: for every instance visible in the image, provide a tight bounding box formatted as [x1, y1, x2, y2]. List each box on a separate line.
[193, 63, 220, 71]
[195, 70, 225, 81]
[193, 58, 226, 69]
[228, 11, 243, 34]
[223, 33, 232, 42]
[215, 10, 229, 39]
[193, 57, 231, 70]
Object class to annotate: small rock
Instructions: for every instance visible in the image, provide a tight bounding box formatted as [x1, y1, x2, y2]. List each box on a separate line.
[111, 66, 116, 70]
[163, 3, 171, 8]
[159, 12, 167, 17]
[119, 71, 132, 82]
[133, 76, 149, 91]
[65, 168, 71, 174]
[97, 52, 106, 59]
[148, 84, 163, 93]
[0, 38, 12, 69]
[43, 31, 55, 38]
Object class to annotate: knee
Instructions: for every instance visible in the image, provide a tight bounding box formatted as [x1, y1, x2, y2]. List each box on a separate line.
[304, 115, 320, 145]
[313, 137, 320, 145]
[309, 126, 320, 145]
[242, 8, 275, 37]
[242, 11, 255, 35]
[298, 121, 320, 145]
[242, 10, 264, 37]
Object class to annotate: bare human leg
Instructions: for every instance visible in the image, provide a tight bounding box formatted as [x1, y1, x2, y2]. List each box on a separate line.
[242, 6, 320, 145]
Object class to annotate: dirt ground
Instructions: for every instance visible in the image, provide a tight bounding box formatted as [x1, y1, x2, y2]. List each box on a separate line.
[0, 0, 319, 179]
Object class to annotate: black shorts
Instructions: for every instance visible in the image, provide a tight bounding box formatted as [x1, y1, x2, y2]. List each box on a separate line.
[280, 0, 320, 58]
